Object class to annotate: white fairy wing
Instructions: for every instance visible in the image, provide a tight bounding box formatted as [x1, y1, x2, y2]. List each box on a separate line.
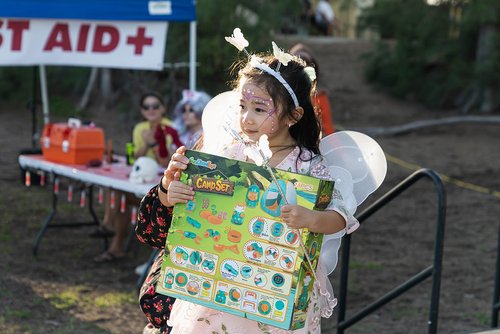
[319, 131, 387, 210]
[201, 91, 241, 155]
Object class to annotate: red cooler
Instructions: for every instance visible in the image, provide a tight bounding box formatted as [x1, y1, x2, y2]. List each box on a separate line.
[41, 119, 105, 164]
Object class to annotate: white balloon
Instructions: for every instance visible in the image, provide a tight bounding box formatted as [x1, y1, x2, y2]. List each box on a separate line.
[201, 91, 241, 155]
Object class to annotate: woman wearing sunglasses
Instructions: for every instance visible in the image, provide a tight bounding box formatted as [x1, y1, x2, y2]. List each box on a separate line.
[133, 92, 184, 167]
[93, 92, 183, 263]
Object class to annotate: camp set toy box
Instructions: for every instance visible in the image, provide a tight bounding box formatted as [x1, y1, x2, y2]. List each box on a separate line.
[157, 150, 334, 330]
[41, 118, 105, 165]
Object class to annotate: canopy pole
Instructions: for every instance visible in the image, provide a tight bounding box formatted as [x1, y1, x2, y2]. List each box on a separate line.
[189, 21, 196, 91]
[31, 66, 38, 148]
[39, 65, 50, 124]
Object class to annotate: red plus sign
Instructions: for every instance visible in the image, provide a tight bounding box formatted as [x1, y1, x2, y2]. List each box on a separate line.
[126, 27, 153, 55]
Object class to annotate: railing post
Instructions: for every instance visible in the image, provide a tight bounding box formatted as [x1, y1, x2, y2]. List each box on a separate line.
[336, 168, 446, 334]
[492, 223, 500, 328]
[336, 234, 352, 334]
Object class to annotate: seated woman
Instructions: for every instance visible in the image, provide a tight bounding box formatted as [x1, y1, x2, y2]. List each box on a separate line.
[93, 92, 183, 262]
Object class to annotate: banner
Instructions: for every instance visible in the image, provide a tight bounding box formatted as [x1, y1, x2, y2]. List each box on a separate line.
[0, 18, 168, 70]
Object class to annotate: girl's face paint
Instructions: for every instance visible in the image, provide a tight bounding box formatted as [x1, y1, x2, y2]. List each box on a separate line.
[238, 80, 288, 142]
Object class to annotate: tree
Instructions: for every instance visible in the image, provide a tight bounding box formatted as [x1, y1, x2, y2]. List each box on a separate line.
[358, 0, 500, 113]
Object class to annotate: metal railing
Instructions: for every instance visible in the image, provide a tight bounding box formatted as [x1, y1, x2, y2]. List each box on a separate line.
[336, 168, 446, 334]
[492, 223, 500, 328]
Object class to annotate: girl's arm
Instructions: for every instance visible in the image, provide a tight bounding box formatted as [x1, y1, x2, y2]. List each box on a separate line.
[280, 204, 346, 234]
[136, 146, 193, 248]
[135, 186, 173, 249]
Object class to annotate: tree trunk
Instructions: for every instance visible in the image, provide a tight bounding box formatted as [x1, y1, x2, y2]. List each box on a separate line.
[100, 68, 113, 107]
[476, 24, 497, 113]
[78, 67, 99, 111]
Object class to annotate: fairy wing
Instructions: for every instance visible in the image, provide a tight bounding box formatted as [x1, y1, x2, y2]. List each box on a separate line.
[201, 91, 241, 155]
[319, 131, 387, 214]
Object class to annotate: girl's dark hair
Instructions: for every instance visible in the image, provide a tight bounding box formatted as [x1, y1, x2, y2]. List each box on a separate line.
[234, 54, 321, 158]
[139, 91, 165, 107]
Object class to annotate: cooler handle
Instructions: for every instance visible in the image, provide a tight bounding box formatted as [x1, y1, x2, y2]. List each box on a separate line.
[62, 128, 72, 153]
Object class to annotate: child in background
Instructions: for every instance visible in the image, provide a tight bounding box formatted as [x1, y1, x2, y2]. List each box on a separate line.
[290, 42, 335, 136]
[172, 90, 212, 149]
[136, 36, 359, 333]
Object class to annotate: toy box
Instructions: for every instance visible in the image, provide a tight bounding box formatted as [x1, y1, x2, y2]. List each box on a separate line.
[41, 119, 105, 165]
[157, 150, 334, 330]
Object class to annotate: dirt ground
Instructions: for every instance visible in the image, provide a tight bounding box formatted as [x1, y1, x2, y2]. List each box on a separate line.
[1, 37, 499, 334]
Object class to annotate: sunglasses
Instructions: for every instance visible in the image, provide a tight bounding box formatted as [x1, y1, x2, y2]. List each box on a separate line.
[142, 103, 161, 111]
[182, 107, 194, 114]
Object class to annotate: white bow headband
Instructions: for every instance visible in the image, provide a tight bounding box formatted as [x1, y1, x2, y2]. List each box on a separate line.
[225, 28, 316, 108]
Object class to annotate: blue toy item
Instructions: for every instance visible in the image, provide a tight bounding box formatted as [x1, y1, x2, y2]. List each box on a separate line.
[189, 251, 202, 265]
[246, 242, 263, 256]
[164, 272, 174, 288]
[202, 259, 215, 271]
[215, 290, 227, 304]
[175, 272, 188, 287]
[258, 300, 271, 315]
[224, 263, 238, 276]
[286, 230, 299, 244]
[230, 203, 245, 225]
[275, 300, 285, 311]
[186, 199, 196, 212]
[204, 228, 221, 241]
[252, 219, 265, 235]
[245, 184, 260, 207]
[175, 247, 189, 261]
[297, 287, 309, 310]
[260, 180, 297, 217]
[272, 273, 285, 287]
[271, 222, 284, 237]
[240, 265, 253, 278]
[186, 216, 201, 228]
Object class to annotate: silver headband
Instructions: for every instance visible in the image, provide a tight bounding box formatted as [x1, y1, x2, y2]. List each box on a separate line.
[249, 56, 299, 108]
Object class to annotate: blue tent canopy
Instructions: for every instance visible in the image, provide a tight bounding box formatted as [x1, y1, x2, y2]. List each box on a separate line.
[0, 0, 196, 22]
[1, 0, 198, 125]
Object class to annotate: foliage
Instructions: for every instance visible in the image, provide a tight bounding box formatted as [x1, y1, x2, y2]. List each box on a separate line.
[167, 0, 301, 95]
[0, 1, 300, 114]
[358, 0, 500, 111]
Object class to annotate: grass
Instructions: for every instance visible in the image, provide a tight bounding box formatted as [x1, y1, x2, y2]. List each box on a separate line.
[472, 312, 490, 327]
[45, 285, 136, 311]
[93, 292, 136, 308]
[3, 309, 33, 319]
[392, 307, 419, 321]
[46, 288, 82, 310]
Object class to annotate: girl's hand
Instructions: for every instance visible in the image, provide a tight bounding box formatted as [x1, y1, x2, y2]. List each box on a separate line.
[162, 146, 189, 188]
[158, 146, 190, 207]
[280, 204, 312, 229]
[167, 179, 195, 205]
[281, 205, 347, 234]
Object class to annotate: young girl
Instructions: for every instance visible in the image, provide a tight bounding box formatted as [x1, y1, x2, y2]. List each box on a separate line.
[136, 49, 358, 333]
